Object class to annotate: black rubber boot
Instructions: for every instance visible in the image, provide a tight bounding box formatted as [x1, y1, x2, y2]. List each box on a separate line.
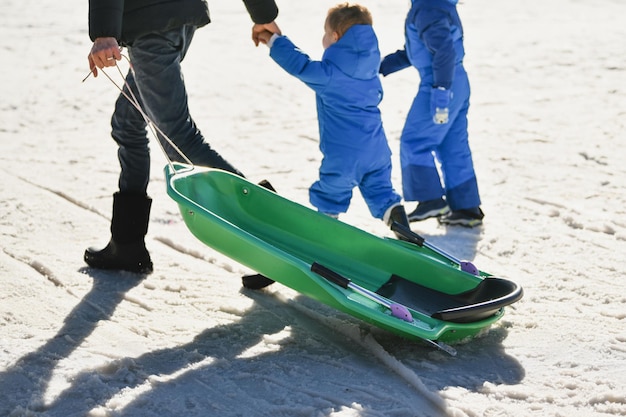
[84, 192, 153, 274]
[242, 274, 276, 290]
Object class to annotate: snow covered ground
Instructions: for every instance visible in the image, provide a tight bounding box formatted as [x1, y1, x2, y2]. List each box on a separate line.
[1, 0, 625, 416]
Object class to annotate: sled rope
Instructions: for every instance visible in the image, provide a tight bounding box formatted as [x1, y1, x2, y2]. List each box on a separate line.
[82, 56, 193, 172]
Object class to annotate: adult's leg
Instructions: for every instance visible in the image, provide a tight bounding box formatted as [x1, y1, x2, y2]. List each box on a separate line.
[111, 71, 151, 194]
[84, 66, 154, 273]
[129, 26, 243, 176]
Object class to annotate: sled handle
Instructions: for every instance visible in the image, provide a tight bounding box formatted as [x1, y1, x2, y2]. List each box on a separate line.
[311, 262, 350, 289]
[390, 222, 479, 275]
[311, 262, 456, 356]
[311, 262, 413, 323]
[310, 263, 457, 355]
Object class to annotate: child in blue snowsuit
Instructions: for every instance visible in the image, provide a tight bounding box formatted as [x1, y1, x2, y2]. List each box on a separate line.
[258, 4, 410, 231]
[380, 0, 484, 227]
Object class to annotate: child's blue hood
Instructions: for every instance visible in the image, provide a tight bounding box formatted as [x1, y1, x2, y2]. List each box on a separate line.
[322, 25, 380, 80]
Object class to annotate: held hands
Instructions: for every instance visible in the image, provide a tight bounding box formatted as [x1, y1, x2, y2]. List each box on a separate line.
[256, 30, 274, 46]
[88, 37, 122, 78]
[430, 87, 451, 124]
[253, 22, 281, 46]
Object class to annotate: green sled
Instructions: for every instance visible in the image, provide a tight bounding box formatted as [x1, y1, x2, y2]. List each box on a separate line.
[165, 164, 523, 346]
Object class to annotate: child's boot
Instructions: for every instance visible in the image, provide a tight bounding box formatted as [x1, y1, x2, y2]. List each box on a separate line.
[407, 198, 449, 222]
[384, 203, 411, 239]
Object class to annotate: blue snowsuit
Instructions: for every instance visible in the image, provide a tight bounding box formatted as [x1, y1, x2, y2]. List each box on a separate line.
[380, 0, 481, 211]
[269, 25, 402, 218]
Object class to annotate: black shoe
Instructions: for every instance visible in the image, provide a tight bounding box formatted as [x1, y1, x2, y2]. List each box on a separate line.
[407, 198, 450, 222]
[438, 207, 484, 228]
[258, 179, 276, 192]
[242, 274, 275, 290]
[84, 240, 153, 274]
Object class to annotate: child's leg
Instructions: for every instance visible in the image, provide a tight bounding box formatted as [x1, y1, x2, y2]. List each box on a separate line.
[437, 100, 481, 211]
[400, 92, 448, 202]
[359, 160, 402, 219]
[309, 156, 355, 216]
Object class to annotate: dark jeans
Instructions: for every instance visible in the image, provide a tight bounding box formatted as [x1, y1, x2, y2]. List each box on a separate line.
[111, 25, 243, 194]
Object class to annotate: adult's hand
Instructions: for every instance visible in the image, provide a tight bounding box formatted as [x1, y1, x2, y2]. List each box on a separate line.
[88, 37, 122, 77]
[252, 22, 281, 46]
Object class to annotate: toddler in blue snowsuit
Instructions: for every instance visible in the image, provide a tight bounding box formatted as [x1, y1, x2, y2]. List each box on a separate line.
[258, 4, 410, 230]
[380, 0, 484, 227]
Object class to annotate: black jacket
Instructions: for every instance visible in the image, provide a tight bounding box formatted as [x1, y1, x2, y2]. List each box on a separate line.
[89, 0, 279, 44]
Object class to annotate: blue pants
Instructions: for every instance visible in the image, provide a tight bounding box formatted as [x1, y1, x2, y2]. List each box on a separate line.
[400, 66, 481, 211]
[112, 26, 241, 194]
[309, 144, 401, 219]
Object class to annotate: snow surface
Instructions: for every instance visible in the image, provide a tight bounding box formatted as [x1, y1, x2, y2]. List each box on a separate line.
[1, 0, 625, 416]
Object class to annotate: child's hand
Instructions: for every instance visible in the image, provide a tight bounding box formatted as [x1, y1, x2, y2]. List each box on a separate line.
[257, 30, 274, 46]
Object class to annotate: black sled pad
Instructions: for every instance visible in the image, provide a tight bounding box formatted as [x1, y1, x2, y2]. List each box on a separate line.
[377, 275, 523, 323]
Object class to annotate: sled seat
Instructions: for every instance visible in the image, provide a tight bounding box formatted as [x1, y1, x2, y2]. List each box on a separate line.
[377, 275, 523, 323]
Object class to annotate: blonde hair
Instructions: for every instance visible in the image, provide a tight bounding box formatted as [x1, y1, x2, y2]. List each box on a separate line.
[326, 3, 373, 38]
